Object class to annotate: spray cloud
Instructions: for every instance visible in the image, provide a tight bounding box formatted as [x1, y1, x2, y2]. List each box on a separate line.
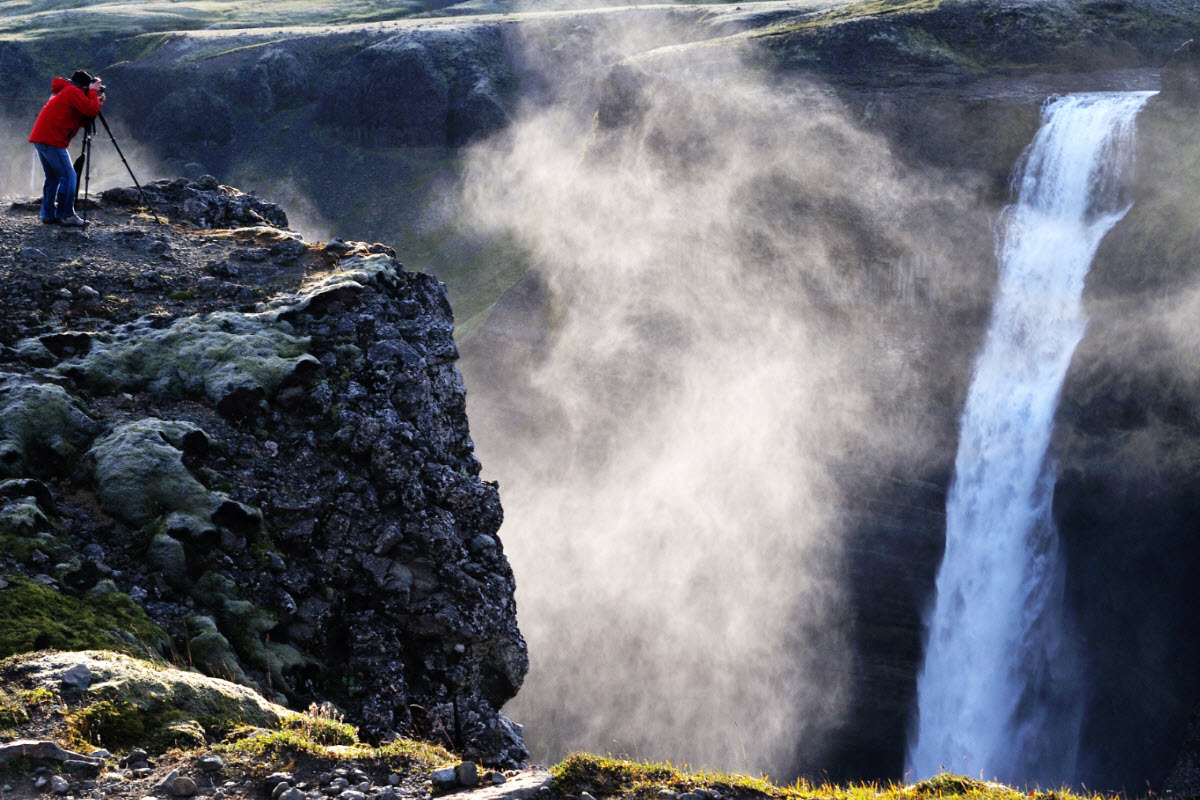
[456, 28, 993, 779]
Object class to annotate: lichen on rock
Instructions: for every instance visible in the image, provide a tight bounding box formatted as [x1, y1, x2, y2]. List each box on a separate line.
[2, 649, 290, 749]
[0, 373, 96, 479]
[57, 313, 319, 417]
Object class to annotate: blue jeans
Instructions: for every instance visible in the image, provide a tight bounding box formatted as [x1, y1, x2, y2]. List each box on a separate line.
[33, 142, 76, 220]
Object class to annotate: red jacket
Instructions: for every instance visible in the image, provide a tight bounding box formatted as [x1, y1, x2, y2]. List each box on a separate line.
[29, 78, 102, 149]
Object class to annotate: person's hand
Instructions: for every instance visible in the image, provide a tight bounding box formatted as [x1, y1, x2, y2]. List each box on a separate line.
[89, 78, 102, 90]
[98, 93, 106, 106]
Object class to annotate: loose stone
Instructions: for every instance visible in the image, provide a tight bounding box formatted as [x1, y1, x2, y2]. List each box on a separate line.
[171, 776, 199, 797]
[197, 755, 224, 773]
[454, 762, 478, 788]
[430, 768, 456, 791]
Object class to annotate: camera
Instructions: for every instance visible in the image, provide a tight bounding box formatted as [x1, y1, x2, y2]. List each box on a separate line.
[69, 69, 105, 96]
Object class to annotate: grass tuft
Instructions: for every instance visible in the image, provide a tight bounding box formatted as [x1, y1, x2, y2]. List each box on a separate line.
[548, 753, 1114, 800]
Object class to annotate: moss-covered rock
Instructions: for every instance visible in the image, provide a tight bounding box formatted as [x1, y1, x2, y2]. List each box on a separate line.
[88, 419, 213, 528]
[87, 419, 260, 546]
[185, 615, 249, 686]
[4, 650, 289, 745]
[0, 373, 96, 479]
[0, 575, 169, 660]
[147, 532, 189, 589]
[56, 312, 319, 416]
[0, 479, 61, 563]
[0, 495, 52, 539]
[191, 572, 303, 695]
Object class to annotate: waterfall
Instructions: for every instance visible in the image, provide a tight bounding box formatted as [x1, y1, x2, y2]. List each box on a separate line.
[907, 91, 1155, 786]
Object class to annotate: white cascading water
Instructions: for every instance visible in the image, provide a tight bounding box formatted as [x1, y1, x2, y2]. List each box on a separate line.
[908, 91, 1156, 786]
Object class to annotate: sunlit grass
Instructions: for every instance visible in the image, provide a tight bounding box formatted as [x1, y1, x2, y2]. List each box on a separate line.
[550, 753, 1119, 800]
[756, 0, 942, 36]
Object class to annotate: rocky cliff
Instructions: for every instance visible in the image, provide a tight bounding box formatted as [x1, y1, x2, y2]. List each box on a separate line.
[0, 179, 527, 767]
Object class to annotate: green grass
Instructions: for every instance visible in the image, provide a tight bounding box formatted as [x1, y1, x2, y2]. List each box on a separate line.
[216, 708, 456, 770]
[757, 0, 943, 36]
[549, 754, 1107, 800]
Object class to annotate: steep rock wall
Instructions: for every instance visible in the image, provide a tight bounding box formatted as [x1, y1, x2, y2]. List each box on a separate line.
[0, 184, 527, 766]
[1053, 45, 1200, 793]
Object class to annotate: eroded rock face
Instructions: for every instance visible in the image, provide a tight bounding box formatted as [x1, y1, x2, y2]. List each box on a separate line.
[0, 189, 528, 766]
[1052, 90, 1200, 791]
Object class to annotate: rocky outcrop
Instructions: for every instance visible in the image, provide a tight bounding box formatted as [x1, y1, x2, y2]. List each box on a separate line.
[1162, 37, 1200, 104]
[0, 181, 527, 767]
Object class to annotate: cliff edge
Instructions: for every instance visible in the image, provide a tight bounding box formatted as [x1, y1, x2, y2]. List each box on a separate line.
[0, 179, 527, 769]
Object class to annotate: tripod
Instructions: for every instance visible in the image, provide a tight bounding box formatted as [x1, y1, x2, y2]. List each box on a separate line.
[74, 112, 163, 225]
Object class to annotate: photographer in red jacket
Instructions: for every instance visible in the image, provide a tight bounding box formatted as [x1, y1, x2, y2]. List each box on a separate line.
[28, 69, 105, 227]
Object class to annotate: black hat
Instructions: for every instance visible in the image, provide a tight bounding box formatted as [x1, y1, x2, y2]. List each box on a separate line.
[70, 69, 93, 88]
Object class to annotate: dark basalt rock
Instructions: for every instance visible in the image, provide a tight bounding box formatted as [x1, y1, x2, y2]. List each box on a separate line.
[102, 176, 289, 230]
[0, 192, 528, 767]
[1162, 37, 1200, 104]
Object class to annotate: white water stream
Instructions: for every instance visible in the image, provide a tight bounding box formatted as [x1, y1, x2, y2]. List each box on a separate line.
[907, 91, 1155, 785]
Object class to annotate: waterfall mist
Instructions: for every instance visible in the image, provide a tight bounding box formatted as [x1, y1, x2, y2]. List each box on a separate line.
[456, 35, 994, 778]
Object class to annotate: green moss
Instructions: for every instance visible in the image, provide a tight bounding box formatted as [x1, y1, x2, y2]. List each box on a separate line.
[281, 708, 359, 746]
[373, 738, 457, 770]
[0, 575, 169, 660]
[67, 699, 149, 750]
[911, 774, 998, 796]
[147, 532, 190, 589]
[0, 373, 96, 479]
[66, 698, 213, 752]
[191, 572, 301, 694]
[88, 419, 216, 528]
[186, 615, 249, 685]
[56, 311, 317, 414]
[0, 491, 61, 563]
[20, 686, 55, 705]
[218, 709, 453, 769]
[0, 496, 51, 538]
[169, 289, 199, 302]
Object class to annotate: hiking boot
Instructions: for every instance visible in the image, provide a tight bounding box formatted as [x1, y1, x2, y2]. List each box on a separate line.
[58, 215, 86, 227]
[40, 217, 58, 224]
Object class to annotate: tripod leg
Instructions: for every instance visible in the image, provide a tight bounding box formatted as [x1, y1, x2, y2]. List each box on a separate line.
[97, 112, 164, 225]
[82, 135, 92, 224]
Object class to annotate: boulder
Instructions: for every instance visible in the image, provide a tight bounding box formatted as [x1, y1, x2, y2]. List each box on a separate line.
[6, 651, 285, 722]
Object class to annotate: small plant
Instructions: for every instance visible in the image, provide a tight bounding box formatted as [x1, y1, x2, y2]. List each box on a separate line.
[0, 686, 30, 729]
[283, 702, 359, 747]
[19, 687, 55, 706]
[169, 289, 198, 302]
[66, 699, 146, 750]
